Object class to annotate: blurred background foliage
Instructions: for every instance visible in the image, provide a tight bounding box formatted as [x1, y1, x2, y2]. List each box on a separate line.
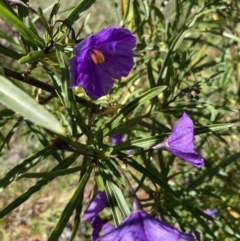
[0, 0, 239, 240]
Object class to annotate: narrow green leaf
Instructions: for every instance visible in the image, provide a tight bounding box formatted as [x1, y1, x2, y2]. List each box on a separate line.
[54, 44, 70, 106]
[18, 50, 45, 64]
[0, 153, 79, 218]
[126, 157, 182, 201]
[0, 117, 22, 155]
[105, 159, 125, 187]
[25, 121, 63, 163]
[113, 136, 166, 151]
[0, 2, 44, 48]
[223, 32, 240, 42]
[17, 0, 28, 20]
[44, 66, 65, 105]
[65, 0, 96, 26]
[147, 59, 156, 88]
[0, 44, 24, 59]
[49, 0, 60, 24]
[0, 30, 22, 48]
[0, 75, 65, 135]
[194, 123, 234, 135]
[142, 0, 150, 19]
[19, 164, 88, 179]
[48, 166, 92, 241]
[0, 109, 14, 119]
[107, 181, 130, 217]
[187, 153, 240, 190]
[0, 146, 55, 192]
[122, 0, 132, 22]
[103, 86, 167, 136]
[105, 180, 122, 226]
[54, 44, 89, 136]
[95, 167, 105, 191]
[108, 116, 143, 135]
[37, 7, 52, 36]
[69, 199, 82, 241]
[113, 123, 234, 151]
[53, 0, 96, 39]
[133, 0, 144, 42]
[32, 2, 56, 23]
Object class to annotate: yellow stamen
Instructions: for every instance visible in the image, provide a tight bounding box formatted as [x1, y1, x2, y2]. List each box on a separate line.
[90, 49, 105, 64]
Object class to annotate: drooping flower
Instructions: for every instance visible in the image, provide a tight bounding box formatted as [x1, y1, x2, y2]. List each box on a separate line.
[152, 112, 204, 168]
[98, 210, 195, 241]
[83, 191, 113, 241]
[109, 133, 123, 145]
[70, 26, 136, 100]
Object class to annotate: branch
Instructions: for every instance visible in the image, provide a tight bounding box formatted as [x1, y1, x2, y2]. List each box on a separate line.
[3, 67, 100, 112]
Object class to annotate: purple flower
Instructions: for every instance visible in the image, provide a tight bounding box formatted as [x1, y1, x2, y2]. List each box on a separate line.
[83, 191, 113, 241]
[152, 112, 204, 168]
[109, 134, 123, 145]
[98, 210, 194, 241]
[91, 216, 114, 241]
[70, 26, 136, 100]
[193, 230, 201, 240]
[204, 209, 218, 217]
[83, 191, 109, 221]
[204, 209, 218, 223]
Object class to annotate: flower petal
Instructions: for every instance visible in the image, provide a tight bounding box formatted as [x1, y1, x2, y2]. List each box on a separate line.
[167, 112, 204, 168]
[168, 112, 194, 152]
[83, 191, 109, 221]
[75, 57, 114, 100]
[70, 26, 136, 99]
[74, 37, 93, 56]
[109, 134, 123, 145]
[90, 27, 136, 50]
[99, 211, 195, 241]
[91, 218, 114, 241]
[204, 209, 218, 217]
[204, 209, 218, 223]
[95, 27, 136, 79]
[69, 57, 79, 88]
[168, 149, 204, 168]
[100, 49, 134, 79]
[91, 216, 105, 241]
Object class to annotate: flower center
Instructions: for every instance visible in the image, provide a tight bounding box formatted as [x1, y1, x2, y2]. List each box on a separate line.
[90, 49, 105, 64]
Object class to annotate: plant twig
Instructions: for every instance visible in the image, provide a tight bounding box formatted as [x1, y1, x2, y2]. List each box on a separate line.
[3, 67, 100, 112]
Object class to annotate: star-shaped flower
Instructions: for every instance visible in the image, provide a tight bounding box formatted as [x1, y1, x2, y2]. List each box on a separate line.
[70, 26, 136, 100]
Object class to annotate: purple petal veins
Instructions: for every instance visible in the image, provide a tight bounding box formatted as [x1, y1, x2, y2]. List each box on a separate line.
[98, 210, 194, 241]
[70, 26, 136, 100]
